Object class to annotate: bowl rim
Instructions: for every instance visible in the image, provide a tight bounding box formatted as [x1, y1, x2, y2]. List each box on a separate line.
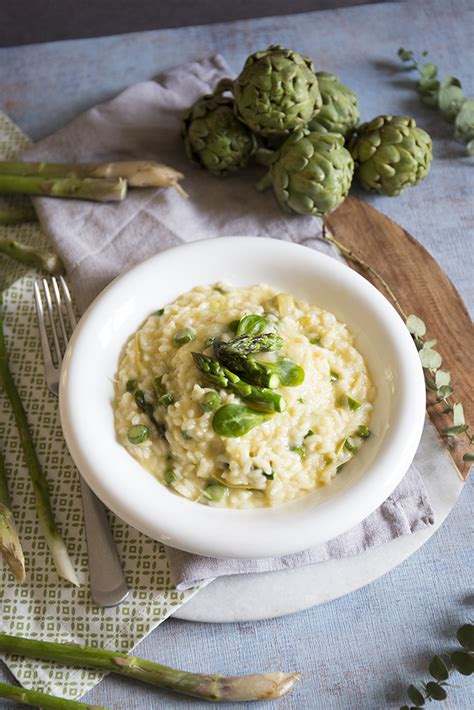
[59, 236, 426, 559]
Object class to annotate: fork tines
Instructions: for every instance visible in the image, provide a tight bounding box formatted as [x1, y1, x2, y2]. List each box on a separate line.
[34, 276, 76, 372]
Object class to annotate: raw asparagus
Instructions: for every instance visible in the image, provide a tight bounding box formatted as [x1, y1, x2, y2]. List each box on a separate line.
[192, 353, 286, 412]
[0, 292, 78, 585]
[0, 206, 37, 224]
[0, 236, 64, 274]
[0, 633, 300, 702]
[0, 160, 187, 196]
[0, 445, 25, 582]
[0, 681, 105, 710]
[0, 175, 126, 202]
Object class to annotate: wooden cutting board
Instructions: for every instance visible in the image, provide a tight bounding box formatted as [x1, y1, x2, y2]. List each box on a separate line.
[326, 196, 473, 480]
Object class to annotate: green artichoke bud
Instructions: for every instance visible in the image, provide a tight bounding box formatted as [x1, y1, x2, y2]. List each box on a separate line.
[259, 130, 354, 217]
[233, 45, 322, 136]
[308, 72, 360, 139]
[349, 115, 432, 196]
[182, 94, 256, 176]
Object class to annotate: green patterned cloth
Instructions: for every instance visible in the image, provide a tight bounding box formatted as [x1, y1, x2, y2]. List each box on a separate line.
[0, 111, 203, 699]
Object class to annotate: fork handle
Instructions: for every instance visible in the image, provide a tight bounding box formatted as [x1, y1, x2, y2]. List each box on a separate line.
[78, 476, 130, 607]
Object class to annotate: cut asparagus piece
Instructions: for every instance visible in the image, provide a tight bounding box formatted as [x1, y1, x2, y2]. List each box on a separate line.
[192, 353, 286, 412]
[0, 160, 187, 196]
[0, 681, 105, 709]
[0, 175, 126, 202]
[0, 446, 25, 582]
[214, 342, 280, 389]
[0, 293, 78, 585]
[0, 236, 64, 274]
[0, 206, 37, 224]
[0, 633, 300, 702]
[218, 332, 283, 356]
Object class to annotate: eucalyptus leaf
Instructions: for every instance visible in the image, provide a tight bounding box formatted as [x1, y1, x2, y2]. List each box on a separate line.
[422, 339, 438, 350]
[436, 385, 453, 401]
[429, 655, 449, 682]
[398, 48, 414, 62]
[421, 63, 438, 80]
[406, 314, 426, 337]
[456, 624, 474, 651]
[419, 348, 442, 370]
[435, 370, 451, 387]
[438, 77, 465, 122]
[407, 684, 425, 706]
[442, 424, 469, 436]
[450, 650, 474, 676]
[463, 453, 474, 462]
[425, 682, 447, 700]
[467, 139, 474, 156]
[452, 402, 465, 426]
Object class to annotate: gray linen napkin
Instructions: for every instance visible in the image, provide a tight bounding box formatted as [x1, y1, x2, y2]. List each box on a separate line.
[23, 56, 434, 588]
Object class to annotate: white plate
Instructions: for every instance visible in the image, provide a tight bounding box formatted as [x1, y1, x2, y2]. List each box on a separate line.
[174, 422, 464, 622]
[60, 237, 425, 559]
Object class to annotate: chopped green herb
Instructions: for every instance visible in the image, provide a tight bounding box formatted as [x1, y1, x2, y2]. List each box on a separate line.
[309, 335, 321, 345]
[164, 469, 177, 485]
[297, 397, 305, 404]
[127, 424, 149, 444]
[158, 393, 174, 407]
[357, 425, 371, 438]
[289, 444, 305, 458]
[304, 429, 314, 439]
[263, 470, 275, 480]
[153, 308, 165, 316]
[342, 394, 362, 411]
[329, 370, 339, 383]
[203, 483, 228, 502]
[126, 378, 139, 393]
[152, 375, 166, 399]
[200, 390, 221, 412]
[344, 437, 356, 452]
[213, 286, 227, 294]
[174, 327, 195, 345]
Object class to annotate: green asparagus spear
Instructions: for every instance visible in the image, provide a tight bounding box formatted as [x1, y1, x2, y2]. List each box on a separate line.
[0, 632, 300, 703]
[0, 292, 78, 585]
[213, 404, 274, 438]
[0, 175, 126, 202]
[218, 332, 283, 356]
[0, 681, 106, 710]
[0, 206, 37, 225]
[192, 353, 286, 412]
[0, 235, 64, 274]
[0, 446, 25, 582]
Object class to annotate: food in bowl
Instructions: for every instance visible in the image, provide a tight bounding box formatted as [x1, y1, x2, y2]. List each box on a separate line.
[114, 283, 374, 509]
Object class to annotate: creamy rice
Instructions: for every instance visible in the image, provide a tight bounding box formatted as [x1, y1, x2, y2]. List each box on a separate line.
[114, 283, 374, 509]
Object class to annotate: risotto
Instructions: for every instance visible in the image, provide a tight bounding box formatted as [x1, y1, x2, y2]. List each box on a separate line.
[114, 283, 374, 509]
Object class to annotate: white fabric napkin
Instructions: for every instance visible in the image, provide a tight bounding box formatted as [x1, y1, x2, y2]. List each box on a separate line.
[23, 56, 434, 588]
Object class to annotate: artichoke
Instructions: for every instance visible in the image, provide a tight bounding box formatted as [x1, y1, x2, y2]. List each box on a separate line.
[182, 94, 256, 176]
[349, 115, 432, 196]
[308, 72, 360, 139]
[258, 130, 354, 217]
[233, 45, 322, 136]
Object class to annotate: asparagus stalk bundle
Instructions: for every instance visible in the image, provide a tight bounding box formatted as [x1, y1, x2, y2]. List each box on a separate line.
[214, 334, 283, 389]
[0, 446, 25, 582]
[0, 633, 300, 702]
[0, 292, 78, 585]
[0, 160, 187, 197]
[0, 682, 105, 710]
[0, 206, 38, 225]
[0, 175, 127, 203]
[192, 352, 286, 412]
[0, 235, 64, 275]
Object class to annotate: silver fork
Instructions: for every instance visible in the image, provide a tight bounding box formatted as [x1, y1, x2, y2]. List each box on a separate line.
[34, 276, 129, 607]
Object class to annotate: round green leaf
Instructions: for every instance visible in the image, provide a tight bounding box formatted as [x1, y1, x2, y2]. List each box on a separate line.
[425, 681, 447, 700]
[419, 348, 442, 370]
[456, 624, 474, 651]
[438, 77, 465, 121]
[451, 650, 474, 675]
[407, 684, 425, 705]
[406, 314, 426, 337]
[435, 370, 451, 387]
[429, 655, 449, 682]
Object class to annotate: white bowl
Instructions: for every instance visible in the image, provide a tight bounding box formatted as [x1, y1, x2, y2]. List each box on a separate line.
[59, 237, 425, 559]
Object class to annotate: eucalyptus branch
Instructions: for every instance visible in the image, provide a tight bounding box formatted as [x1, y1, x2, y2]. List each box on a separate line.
[401, 623, 474, 708]
[322, 223, 473, 464]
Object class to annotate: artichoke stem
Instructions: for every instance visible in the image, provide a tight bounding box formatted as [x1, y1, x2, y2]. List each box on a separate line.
[212, 78, 235, 96]
[256, 172, 272, 192]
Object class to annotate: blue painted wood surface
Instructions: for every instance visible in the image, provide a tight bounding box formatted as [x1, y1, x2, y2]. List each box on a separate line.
[0, 1, 472, 707]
